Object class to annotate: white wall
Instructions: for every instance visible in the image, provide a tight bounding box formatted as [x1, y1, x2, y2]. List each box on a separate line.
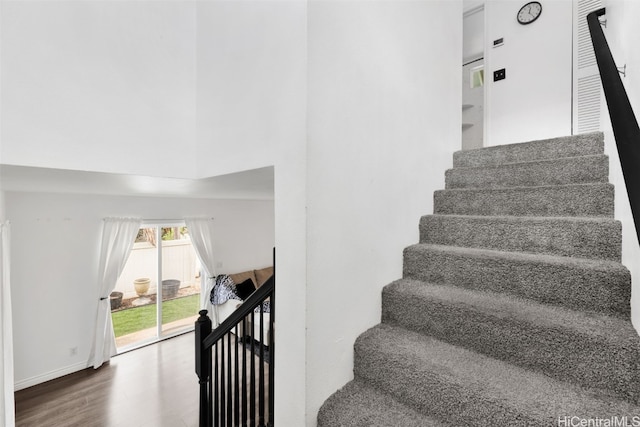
[484, 0, 573, 146]
[0, 1, 197, 178]
[194, 2, 309, 424]
[600, 0, 640, 330]
[6, 191, 274, 389]
[196, 1, 305, 178]
[305, 1, 462, 424]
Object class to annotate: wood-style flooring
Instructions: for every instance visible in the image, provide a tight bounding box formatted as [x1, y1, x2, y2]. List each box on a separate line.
[14, 332, 268, 427]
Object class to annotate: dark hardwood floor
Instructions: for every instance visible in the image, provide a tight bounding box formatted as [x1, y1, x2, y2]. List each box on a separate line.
[15, 332, 200, 427]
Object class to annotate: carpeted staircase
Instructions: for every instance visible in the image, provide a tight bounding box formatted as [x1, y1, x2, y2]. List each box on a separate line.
[317, 132, 640, 426]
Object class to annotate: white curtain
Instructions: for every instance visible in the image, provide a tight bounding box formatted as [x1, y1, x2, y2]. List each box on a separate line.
[184, 218, 217, 318]
[89, 218, 141, 369]
[0, 222, 15, 427]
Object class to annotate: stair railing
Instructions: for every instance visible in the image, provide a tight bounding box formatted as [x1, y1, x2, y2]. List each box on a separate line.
[196, 256, 275, 427]
[587, 8, 640, 246]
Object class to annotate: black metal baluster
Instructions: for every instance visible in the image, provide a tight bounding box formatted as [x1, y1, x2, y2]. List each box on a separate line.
[258, 304, 265, 427]
[214, 343, 219, 427]
[220, 336, 226, 425]
[242, 316, 248, 426]
[234, 325, 240, 426]
[268, 288, 275, 427]
[227, 332, 233, 427]
[250, 311, 256, 425]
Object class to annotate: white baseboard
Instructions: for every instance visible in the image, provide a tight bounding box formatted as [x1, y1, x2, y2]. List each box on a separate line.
[14, 361, 88, 391]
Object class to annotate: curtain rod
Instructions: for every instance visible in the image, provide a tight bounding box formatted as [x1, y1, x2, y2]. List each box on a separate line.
[142, 217, 214, 223]
[102, 218, 214, 222]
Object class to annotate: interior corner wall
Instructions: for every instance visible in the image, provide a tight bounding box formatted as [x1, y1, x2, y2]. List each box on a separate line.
[484, 0, 573, 147]
[306, 1, 462, 424]
[6, 192, 274, 390]
[0, 1, 197, 178]
[193, 2, 308, 424]
[195, 1, 306, 178]
[599, 0, 640, 332]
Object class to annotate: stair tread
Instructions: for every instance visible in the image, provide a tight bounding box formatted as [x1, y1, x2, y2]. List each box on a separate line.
[453, 132, 604, 168]
[420, 214, 621, 261]
[406, 243, 627, 272]
[434, 182, 615, 217]
[382, 279, 640, 401]
[445, 154, 608, 189]
[424, 213, 620, 223]
[450, 153, 607, 170]
[403, 243, 631, 317]
[386, 278, 635, 339]
[437, 181, 613, 194]
[317, 379, 447, 427]
[355, 324, 640, 425]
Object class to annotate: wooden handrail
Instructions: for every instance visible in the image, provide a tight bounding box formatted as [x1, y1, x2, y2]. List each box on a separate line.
[588, 8, 640, 246]
[203, 278, 273, 349]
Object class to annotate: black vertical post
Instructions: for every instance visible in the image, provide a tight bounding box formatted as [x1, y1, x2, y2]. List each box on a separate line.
[242, 317, 248, 426]
[214, 344, 219, 427]
[258, 305, 265, 427]
[195, 310, 212, 427]
[269, 247, 275, 427]
[227, 332, 233, 427]
[234, 325, 240, 425]
[250, 311, 256, 425]
[220, 336, 226, 424]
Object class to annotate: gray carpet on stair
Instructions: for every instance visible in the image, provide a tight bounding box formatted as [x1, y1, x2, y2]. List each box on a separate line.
[317, 380, 446, 427]
[453, 132, 604, 168]
[318, 132, 639, 426]
[434, 183, 615, 217]
[383, 279, 640, 403]
[420, 214, 622, 261]
[403, 243, 631, 317]
[354, 325, 640, 427]
[445, 154, 608, 189]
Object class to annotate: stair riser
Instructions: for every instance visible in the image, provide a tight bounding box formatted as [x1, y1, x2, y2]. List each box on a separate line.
[353, 325, 640, 426]
[403, 245, 631, 317]
[445, 155, 608, 189]
[317, 380, 444, 427]
[354, 348, 544, 426]
[382, 283, 640, 402]
[453, 132, 604, 168]
[420, 215, 622, 261]
[434, 184, 615, 217]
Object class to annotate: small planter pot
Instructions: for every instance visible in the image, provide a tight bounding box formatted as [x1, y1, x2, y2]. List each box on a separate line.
[162, 279, 180, 300]
[134, 278, 151, 296]
[110, 291, 123, 310]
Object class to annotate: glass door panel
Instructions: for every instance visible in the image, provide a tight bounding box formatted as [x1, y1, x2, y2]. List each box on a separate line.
[160, 226, 201, 337]
[111, 223, 200, 352]
[111, 227, 158, 350]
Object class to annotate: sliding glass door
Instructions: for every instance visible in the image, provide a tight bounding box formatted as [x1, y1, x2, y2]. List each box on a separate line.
[110, 222, 201, 351]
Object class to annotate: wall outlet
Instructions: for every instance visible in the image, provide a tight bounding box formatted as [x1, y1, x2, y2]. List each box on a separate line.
[493, 68, 506, 82]
[70, 346, 78, 356]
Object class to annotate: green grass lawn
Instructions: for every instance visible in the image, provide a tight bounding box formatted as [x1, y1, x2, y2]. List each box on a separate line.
[112, 294, 200, 337]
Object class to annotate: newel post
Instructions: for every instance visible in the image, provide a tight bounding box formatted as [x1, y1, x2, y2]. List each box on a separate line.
[195, 309, 212, 427]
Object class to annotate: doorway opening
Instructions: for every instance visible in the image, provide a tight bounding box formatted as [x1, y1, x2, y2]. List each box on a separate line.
[110, 222, 201, 352]
[462, 3, 485, 150]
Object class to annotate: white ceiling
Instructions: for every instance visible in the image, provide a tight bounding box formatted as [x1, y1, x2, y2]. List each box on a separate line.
[0, 165, 274, 200]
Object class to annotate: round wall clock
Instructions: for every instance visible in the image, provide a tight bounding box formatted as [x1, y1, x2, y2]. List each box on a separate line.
[517, 1, 543, 25]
